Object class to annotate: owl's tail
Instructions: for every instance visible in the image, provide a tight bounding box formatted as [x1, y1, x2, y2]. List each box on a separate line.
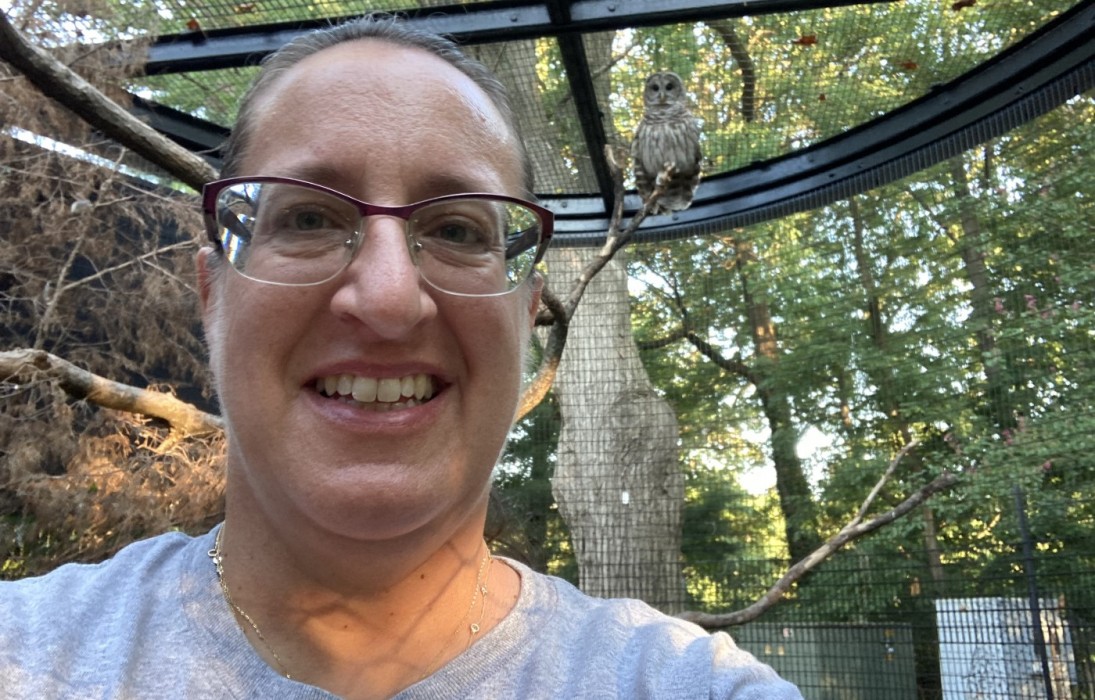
[652, 172, 701, 214]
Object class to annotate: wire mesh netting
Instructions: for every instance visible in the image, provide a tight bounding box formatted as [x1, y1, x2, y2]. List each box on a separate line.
[20, 0, 1074, 196]
[496, 98, 1095, 697]
[1, 0, 1093, 698]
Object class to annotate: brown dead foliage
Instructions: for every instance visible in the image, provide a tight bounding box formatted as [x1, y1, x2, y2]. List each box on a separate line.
[1, 1, 221, 577]
[1, 393, 226, 578]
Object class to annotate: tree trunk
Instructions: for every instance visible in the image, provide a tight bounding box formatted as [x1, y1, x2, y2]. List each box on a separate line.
[948, 156, 1014, 432]
[547, 246, 687, 613]
[734, 239, 821, 563]
[849, 196, 945, 584]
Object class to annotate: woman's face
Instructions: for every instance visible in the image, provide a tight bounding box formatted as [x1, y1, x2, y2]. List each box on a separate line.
[199, 40, 539, 545]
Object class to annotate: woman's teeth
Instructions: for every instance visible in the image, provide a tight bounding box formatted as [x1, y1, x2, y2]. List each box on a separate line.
[316, 372, 434, 411]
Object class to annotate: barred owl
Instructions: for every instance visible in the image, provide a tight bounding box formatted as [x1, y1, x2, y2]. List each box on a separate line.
[632, 71, 702, 215]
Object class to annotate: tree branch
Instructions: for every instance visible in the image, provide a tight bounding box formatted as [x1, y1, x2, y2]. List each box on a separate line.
[58, 240, 195, 294]
[683, 330, 759, 386]
[517, 285, 568, 420]
[709, 19, 757, 123]
[516, 146, 672, 420]
[636, 327, 688, 351]
[854, 439, 919, 523]
[635, 322, 759, 392]
[0, 10, 217, 190]
[34, 227, 88, 350]
[0, 348, 223, 437]
[678, 444, 959, 629]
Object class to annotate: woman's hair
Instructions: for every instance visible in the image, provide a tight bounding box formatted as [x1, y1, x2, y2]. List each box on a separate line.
[218, 13, 532, 193]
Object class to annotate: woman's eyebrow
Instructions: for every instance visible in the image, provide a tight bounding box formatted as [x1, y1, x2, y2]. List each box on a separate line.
[270, 163, 349, 189]
[253, 167, 499, 201]
[411, 172, 501, 198]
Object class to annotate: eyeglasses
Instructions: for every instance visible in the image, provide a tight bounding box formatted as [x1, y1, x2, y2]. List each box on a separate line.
[201, 176, 554, 297]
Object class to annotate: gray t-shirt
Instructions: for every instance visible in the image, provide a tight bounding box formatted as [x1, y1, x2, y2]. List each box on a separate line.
[0, 527, 801, 699]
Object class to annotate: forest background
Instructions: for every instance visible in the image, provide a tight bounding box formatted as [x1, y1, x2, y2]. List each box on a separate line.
[1, 0, 1093, 693]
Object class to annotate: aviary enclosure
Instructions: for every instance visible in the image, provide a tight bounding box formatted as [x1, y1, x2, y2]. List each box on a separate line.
[1, 1, 1092, 696]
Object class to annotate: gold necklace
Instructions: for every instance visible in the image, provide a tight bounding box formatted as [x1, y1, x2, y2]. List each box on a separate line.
[208, 528, 493, 683]
[209, 528, 293, 679]
[420, 543, 493, 679]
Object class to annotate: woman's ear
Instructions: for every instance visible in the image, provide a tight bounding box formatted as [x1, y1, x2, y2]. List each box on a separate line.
[196, 246, 216, 314]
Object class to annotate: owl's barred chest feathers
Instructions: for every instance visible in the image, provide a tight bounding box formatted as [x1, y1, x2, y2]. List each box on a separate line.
[633, 105, 702, 175]
[631, 71, 703, 214]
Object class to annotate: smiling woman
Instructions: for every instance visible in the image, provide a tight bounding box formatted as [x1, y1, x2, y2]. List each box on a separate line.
[0, 13, 800, 700]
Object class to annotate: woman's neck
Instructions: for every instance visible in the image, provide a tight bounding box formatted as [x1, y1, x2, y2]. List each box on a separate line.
[213, 502, 520, 698]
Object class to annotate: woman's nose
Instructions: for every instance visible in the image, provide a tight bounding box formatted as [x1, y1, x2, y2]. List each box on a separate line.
[328, 216, 436, 338]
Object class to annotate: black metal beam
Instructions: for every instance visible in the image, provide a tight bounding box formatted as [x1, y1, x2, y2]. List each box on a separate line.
[566, 0, 897, 31]
[143, 0, 899, 75]
[143, 3, 550, 74]
[131, 0, 1091, 247]
[546, 0, 615, 210]
[129, 96, 228, 167]
[544, 0, 1095, 245]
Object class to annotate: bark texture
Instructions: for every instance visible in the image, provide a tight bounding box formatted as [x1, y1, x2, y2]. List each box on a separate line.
[0, 11, 217, 190]
[547, 247, 687, 613]
[0, 348, 222, 437]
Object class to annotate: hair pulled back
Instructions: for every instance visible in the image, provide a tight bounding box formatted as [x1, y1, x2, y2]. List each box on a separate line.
[219, 14, 531, 193]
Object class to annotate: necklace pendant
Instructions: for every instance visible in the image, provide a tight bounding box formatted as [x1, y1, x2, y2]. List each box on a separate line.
[470, 623, 481, 634]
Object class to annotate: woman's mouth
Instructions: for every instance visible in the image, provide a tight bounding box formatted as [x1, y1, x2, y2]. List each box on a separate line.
[314, 372, 437, 412]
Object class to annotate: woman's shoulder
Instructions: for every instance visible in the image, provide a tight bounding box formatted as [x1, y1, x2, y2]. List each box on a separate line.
[509, 559, 710, 638]
[492, 560, 803, 698]
[0, 529, 237, 698]
[0, 529, 212, 634]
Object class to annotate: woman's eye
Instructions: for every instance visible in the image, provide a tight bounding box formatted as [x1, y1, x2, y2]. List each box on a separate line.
[420, 212, 496, 249]
[290, 209, 333, 231]
[435, 222, 478, 244]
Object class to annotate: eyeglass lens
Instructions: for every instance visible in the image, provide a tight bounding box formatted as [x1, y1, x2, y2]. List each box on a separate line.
[214, 181, 543, 296]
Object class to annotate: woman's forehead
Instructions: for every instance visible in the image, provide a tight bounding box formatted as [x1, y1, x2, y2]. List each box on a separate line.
[242, 40, 523, 192]
[255, 41, 507, 132]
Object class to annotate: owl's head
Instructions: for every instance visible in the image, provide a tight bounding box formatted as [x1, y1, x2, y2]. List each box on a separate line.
[642, 71, 686, 108]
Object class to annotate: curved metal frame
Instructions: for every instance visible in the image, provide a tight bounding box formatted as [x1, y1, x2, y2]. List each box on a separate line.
[136, 0, 1095, 246]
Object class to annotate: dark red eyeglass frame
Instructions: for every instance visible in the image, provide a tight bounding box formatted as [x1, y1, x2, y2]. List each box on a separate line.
[201, 175, 555, 265]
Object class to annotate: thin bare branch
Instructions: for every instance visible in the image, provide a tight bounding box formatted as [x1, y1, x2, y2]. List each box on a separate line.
[0, 10, 217, 190]
[854, 439, 919, 523]
[516, 146, 673, 419]
[140, 259, 198, 295]
[33, 227, 87, 349]
[678, 452, 959, 629]
[58, 240, 195, 293]
[0, 348, 222, 437]
[560, 152, 671, 319]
